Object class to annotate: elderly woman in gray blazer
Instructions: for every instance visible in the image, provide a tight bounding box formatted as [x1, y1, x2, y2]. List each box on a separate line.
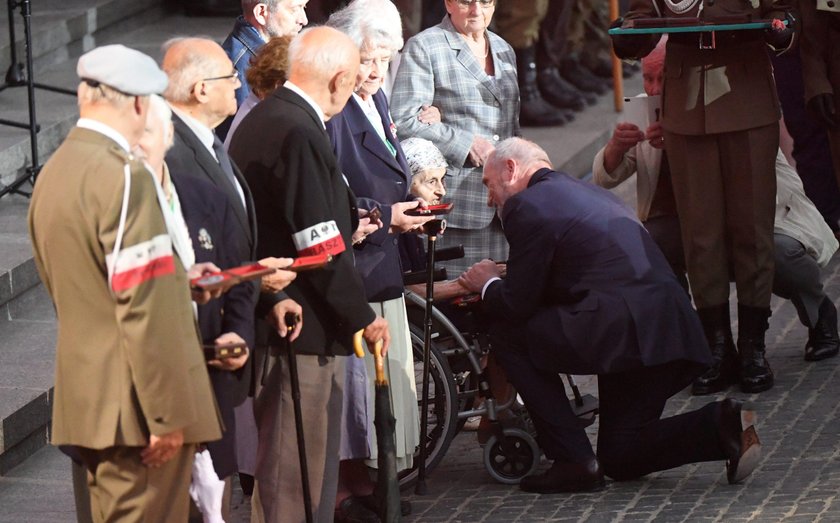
[391, 0, 520, 274]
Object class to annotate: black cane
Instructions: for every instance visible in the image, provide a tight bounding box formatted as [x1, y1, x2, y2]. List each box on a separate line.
[285, 311, 313, 523]
[415, 218, 445, 495]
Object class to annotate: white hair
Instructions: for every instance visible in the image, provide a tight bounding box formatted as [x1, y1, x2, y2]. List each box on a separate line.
[287, 26, 359, 80]
[326, 0, 403, 53]
[161, 37, 221, 104]
[487, 137, 552, 173]
[146, 94, 174, 147]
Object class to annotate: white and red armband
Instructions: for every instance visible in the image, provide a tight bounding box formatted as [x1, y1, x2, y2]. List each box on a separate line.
[106, 234, 176, 292]
[292, 220, 346, 257]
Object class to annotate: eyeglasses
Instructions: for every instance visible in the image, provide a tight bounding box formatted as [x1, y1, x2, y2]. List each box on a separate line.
[455, 0, 495, 7]
[202, 70, 239, 83]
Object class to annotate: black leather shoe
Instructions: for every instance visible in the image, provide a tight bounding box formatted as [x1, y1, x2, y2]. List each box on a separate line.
[718, 398, 761, 484]
[336, 496, 379, 523]
[560, 57, 608, 95]
[805, 297, 840, 361]
[537, 67, 587, 111]
[358, 493, 412, 517]
[519, 458, 605, 494]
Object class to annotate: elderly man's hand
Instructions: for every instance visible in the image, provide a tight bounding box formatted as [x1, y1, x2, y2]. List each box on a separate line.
[267, 299, 303, 341]
[458, 259, 502, 294]
[259, 257, 297, 293]
[645, 121, 665, 150]
[188, 262, 223, 304]
[363, 316, 391, 357]
[141, 429, 184, 468]
[207, 332, 249, 371]
[609, 122, 645, 152]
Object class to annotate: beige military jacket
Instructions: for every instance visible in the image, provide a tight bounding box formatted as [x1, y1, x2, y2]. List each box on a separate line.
[28, 127, 221, 448]
[623, 0, 791, 135]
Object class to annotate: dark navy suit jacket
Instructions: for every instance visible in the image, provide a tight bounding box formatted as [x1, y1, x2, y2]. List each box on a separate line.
[483, 168, 711, 376]
[326, 90, 413, 302]
[172, 174, 257, 479]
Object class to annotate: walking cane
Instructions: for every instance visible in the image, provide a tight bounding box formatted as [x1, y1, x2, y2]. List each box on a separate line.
[353, 333, 401, 522]
[415, 218, 446, 495]
[285, 311, 314, 523]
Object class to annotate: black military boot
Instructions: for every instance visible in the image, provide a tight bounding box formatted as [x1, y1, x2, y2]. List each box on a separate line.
[537, 66, 587, 111]
[804, 297, 840, 361]
[515, 47, 571, 127]
[692, 305, 740, 395]
[560, 55, 608, 95]
[737, 304, 774, 393]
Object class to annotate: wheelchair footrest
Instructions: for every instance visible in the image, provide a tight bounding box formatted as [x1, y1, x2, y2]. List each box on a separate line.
[570, 394, 599, 427]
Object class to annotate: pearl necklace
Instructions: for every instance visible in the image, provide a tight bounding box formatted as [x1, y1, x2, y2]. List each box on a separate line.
[664, 0, 702, 15]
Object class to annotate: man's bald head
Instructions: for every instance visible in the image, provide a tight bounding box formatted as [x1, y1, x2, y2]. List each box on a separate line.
[287, 26, 360, 119]
[641, 35, 666, 97]
[161, 37, 240, 128]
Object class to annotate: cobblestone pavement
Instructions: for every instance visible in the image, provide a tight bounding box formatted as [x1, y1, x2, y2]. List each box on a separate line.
[387, 257, 840, 523]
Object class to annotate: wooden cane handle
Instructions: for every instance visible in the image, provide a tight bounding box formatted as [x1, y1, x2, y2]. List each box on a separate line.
[352, 330, 365, 358]
[374, 340, 386, 385]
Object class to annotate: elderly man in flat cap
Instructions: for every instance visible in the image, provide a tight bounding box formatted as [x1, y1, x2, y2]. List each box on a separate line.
[28, 44, 222, 522]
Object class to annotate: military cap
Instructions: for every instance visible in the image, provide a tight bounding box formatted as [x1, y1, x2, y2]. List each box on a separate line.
[77, 44, 168, 96]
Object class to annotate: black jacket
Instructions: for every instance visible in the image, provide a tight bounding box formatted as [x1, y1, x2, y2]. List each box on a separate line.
[229, 87, 376, 356]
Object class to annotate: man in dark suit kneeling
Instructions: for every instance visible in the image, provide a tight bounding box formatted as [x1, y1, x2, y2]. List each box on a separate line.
[459, 137, 762, 493]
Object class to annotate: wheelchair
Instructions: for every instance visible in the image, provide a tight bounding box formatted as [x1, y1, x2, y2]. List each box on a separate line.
[397, 253, 599, 489]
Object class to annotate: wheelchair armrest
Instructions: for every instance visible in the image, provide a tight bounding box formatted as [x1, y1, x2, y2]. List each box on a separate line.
[403, 267, 448, 286]
[435, 245, 465, 263]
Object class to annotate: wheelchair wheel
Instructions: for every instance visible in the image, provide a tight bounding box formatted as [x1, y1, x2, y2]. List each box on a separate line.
[398, 325, 459, 490]
[483, 427, 540, 485]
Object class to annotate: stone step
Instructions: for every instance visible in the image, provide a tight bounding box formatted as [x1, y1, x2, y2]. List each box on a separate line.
[0, 0, 167, 188]
[0, 445, 76, 521]
[0, 6, 232, 188]
[0, 283, 56, 475]
[0, 0, 165, 76]
[0, 194, 38, 309]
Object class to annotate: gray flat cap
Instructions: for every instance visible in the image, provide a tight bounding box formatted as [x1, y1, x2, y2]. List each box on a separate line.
[77, 44, 168, 96]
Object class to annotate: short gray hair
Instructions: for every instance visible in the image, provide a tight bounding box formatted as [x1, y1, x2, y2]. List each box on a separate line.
[161, 37, 220, 104]
[77, 81, 133, 108]
[326, 0, 403, 53]
[487, 137, 552, 173]
[241, 0, 280, 12]
[287, 26, 359, 80]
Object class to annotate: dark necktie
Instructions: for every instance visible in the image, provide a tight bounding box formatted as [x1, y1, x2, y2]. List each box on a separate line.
[212, 135, 245, 209]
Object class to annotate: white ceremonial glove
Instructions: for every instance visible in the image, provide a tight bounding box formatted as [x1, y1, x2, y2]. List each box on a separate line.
[189, 449, 226, 523]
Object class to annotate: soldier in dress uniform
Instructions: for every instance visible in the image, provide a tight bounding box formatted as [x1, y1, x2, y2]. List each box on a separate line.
[28, 45, 222, 522]
[799, 0, 840, 193]
[611, 0, 795, 394]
